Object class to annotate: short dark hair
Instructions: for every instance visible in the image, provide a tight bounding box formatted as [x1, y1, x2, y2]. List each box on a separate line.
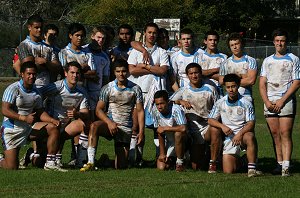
[204, 30, 219, 41]
[20, 61, 37, 73]
[272, 28, 289, 41]
[112, 59, 128, 71]
[68, 23, 86, 37]
[223, 73, 241, 85]
[118, 24, 134, 36]
[185, 63, 202, 75]
[154, 90, 169, 102]
[227, 32, 245, 48]
[143, 22, 159, 32]
[158, 28, 169, 37]
[64, 61, 82, 72]
[43, 24, 59, 36]
[180, 28, 194, 38]
[27, 14, 43, 25]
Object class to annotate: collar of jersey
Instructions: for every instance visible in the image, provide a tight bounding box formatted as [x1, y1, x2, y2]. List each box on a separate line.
[230, 53, 247, 63]
[225, 94, 242, 106]
[18, 79, 34, 93]
[26, 36, 42, 45]
[180, 48, 198, 57]
[272, 53, 292, 61]
[113, 79, 130, 91]
[188, 82, 205, 92]
[204, 50, 222, 58]
[63, 78, 77, 93]
[67, 43, 84, 54]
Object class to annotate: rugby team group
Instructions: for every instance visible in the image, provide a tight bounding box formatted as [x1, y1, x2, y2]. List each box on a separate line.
[0, 14, 299, 178]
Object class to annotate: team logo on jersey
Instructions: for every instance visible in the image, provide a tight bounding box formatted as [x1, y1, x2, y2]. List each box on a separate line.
[237, 107, 243, 115]
[216, 58, 222, 64]
[283, 62, 288, 67]
[227, 108, 232, 115]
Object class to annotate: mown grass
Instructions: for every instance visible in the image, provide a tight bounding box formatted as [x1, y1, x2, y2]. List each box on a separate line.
[0, 79, 300, 197]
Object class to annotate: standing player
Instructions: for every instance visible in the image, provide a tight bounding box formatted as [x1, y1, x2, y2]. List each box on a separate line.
[219, 32, 257, 102]
[0, 61, 62, 171]
[201, 30, 227, 97]
[208, 74, 261, 177]
[39, 61, 90, 168]
[80, 59, 144, 171]
[259, 29, 300, 176]
[15, 15, 60, 87]
[153, 90, 187, 172]
[171, 28, 203, 88]
[170, 63, 218, 170]
[127, 22, 170, 165]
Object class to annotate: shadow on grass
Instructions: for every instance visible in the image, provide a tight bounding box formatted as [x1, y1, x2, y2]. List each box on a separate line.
[258, 157, 300, 174]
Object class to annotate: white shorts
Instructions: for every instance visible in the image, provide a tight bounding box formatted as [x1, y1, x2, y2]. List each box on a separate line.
[223, 138, 241, 155]
[1, 121, 32, 150]
[264, 97, 296, 116]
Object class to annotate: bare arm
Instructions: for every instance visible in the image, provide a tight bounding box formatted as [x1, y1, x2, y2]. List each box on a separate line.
[202, 68, 219, 78]
[208, 118, 233, 136]
[95, 100, 118, 135]
[259, 76, 274, 112]
[13, 59, 22, 75]
[130, 41, 150, 64]
[240, 69, 257, 87]
[157, 124, 186, 134]
[232, 121, 255, 146]
[136, 102, 145, 145]
[2, 102, 35, 125]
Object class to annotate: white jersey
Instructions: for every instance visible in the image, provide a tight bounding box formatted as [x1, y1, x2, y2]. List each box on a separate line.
[200, 50, 227, 86]
[171, 48, 204, 87]
[209, 94, 255, 140]
[82, 46, 110, 91]
[260, 53, 300, 100]
[59, 43, 95, 71]
[111, 46, 133, 61]
[220, 54, 257, 97]
[99, 80, 143, 128]
[127, 44, 170, 93]
[38, 79, 89, 124]
[152, 103, 187, 128]
[1, 80, 43, 129]
[170, 83, 218, 132]
[18, 36, 58, 87]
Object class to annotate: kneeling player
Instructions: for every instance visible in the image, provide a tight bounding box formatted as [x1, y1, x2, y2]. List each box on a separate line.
[80, 59, 144, 171]
[0, 61, 62, 171]
[208, 74, 261, 177]
[153, 90, 187, 172]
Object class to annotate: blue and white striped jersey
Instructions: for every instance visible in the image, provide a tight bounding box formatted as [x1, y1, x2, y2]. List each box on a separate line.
[220, 54, 257, 97]
[99, 79, 143, 128]
[260, 53, 300, 99]
[2, 80, 43, 128]
[152, 103, 187, 128]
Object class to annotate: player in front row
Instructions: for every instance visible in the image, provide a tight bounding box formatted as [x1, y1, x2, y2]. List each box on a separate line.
[0, 61, 62, 171]
[80, 59, 145, 171]
[153, 90, 187, 172]
[208, 74, 261, 177]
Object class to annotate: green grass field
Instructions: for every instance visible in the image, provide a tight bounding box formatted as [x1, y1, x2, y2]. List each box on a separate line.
[0, 79, 300, 197]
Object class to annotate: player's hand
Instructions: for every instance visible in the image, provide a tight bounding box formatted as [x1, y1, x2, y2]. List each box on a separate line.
[273, 99, 284, 113]
[142, 50, 150, 64]
[137, 132, 145, 145]
[67, 108, 77, 119]
[25, 112, 36, 125]
[50, 118, 60, 127]
[266, 101, 275, 112]
[158, 154, 166, 162]
[232, 133, 242, 146]
[221, 125, 233, 136]
[179, 100, 192, 109]
[107, 120, 119, 136]
[35, 57, 47, 65]
[157, 126, 165, 134]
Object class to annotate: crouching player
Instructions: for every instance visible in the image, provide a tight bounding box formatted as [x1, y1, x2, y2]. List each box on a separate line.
[0, 61, 61, 171]
[153, 90, 187, 172]
[39, 61, 90, 168]
[208, 74, 261, 177]
[80, 59, 144, 171]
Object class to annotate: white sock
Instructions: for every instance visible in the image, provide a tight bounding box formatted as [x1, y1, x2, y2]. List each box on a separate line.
[278, 161, 283, 166]
[282, 161, 290, 169]
[79, 134, 89, 149]
[87, 147, 96, 164]
[176, 158, 184, 165]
